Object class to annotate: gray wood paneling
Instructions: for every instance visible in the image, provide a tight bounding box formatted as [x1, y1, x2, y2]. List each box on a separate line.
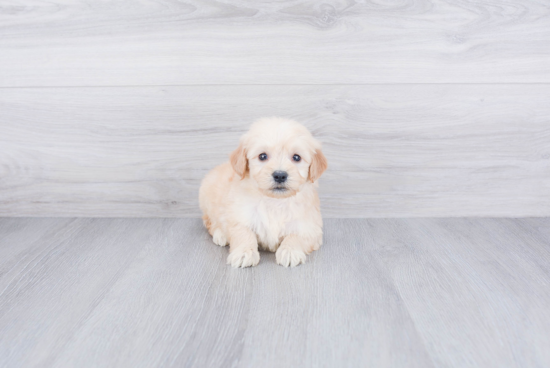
[1, 85, 549, 217]
[0, 0, 549, 86]
[0, 218, 549, 367]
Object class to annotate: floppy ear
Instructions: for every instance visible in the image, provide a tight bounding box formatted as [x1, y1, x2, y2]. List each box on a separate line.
[230, 142, 248, 179]
[308, 149, 328, 183]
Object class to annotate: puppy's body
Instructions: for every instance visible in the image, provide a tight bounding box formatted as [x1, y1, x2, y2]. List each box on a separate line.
[201, 162, 322, 252]
[199, 118, 327, 268]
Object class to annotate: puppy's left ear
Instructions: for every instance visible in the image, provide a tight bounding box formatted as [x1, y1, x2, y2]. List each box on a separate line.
[230, 142, 248, 179]
[308, 149, 328, 183]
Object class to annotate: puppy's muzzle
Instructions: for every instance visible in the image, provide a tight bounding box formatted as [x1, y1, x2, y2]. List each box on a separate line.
[272, 171, 288, 183]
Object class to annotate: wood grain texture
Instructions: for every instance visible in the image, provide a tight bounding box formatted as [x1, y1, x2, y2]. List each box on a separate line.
[0, 218, 549, 367]
[367, 218, 550, 367]
[0, 0, 549, 86]
[1, 85, 549, 217]
[0, 218, 165, 367]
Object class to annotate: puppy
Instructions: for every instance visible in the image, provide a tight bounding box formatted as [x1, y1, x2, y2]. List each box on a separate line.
[199, 117, 328, 268]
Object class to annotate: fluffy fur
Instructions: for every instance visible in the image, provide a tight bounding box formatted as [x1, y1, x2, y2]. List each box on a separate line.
[199, 117, 328, 268]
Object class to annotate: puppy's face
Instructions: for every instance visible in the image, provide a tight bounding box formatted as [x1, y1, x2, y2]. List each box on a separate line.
[230, 119, 327, 198]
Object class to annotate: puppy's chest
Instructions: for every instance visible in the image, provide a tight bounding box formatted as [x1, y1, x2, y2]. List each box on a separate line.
[248, 197, 302, 251]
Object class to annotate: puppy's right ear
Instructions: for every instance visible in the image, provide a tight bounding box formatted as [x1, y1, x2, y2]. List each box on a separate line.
[230, 143, 248, 179]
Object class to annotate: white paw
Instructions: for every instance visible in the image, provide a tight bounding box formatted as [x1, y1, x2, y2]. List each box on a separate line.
[227, 248, 260, 268]
[276, 246, 306, 268]
[212, 229, 228, 246]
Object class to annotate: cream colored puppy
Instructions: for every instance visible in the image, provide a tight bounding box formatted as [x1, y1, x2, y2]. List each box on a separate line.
[199, 117, 328, 268]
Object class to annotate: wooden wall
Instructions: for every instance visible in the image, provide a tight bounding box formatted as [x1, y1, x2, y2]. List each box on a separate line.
[1, 0, 549, 217]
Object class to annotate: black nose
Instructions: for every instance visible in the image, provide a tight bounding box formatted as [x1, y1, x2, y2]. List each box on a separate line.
[272, 171, 288, 183]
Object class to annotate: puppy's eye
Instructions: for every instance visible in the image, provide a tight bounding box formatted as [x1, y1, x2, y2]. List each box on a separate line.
[259, 153, 268, 161]
[292, 154, 301, 162]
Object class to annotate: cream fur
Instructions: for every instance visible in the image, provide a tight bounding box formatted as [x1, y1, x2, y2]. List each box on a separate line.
[199, 117, 328, 268]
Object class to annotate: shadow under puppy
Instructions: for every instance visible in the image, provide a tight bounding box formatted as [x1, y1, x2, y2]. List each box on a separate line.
[199, 117, 328, 268]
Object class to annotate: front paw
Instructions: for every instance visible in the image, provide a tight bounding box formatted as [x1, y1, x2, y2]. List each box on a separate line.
[227, 248, 260, 268]
[212, 229, 228, 247]
[276, 246, 306, 268]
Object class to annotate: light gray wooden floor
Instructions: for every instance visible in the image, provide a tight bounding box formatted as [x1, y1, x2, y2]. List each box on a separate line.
[1, 218, 549, 368]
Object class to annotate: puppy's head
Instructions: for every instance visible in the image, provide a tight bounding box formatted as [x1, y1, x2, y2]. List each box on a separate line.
[230, 117, 327, 198]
